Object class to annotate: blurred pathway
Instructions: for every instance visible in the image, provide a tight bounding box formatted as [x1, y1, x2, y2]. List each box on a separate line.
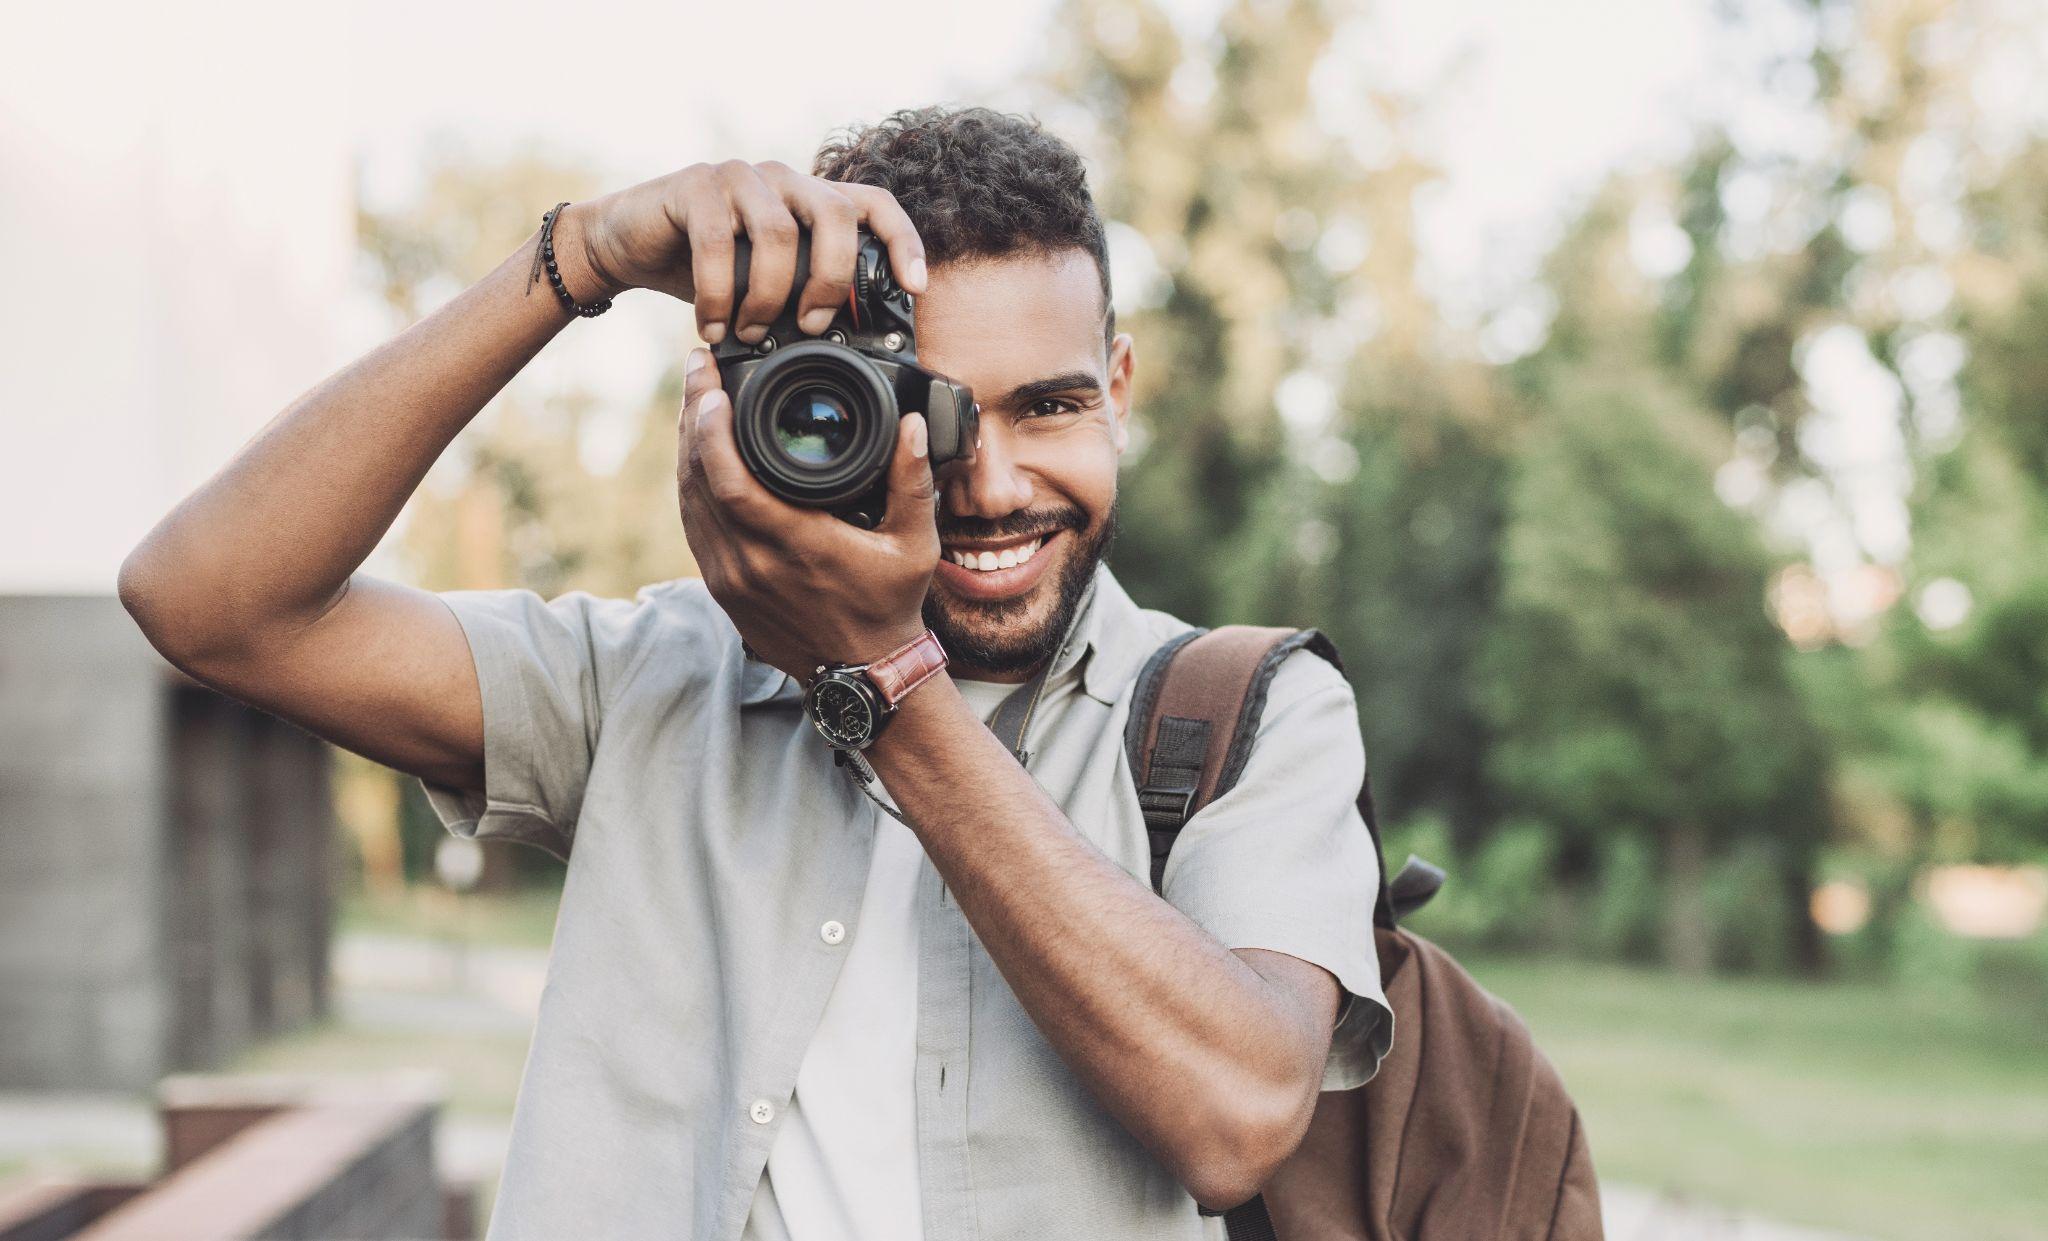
[0, 930, 1873, 1241]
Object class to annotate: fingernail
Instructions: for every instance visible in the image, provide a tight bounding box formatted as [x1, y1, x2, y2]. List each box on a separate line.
[907, 257, 928, 290]
[698, 389, 726, 429]
[686, 348, 707, 376]
[703, 322, 726, 345]
[909, 415, 928, 460]
[800, 307, 835, 335]
[736, 324, 767, 344]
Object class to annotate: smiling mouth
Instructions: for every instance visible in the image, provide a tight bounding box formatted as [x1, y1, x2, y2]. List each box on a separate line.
[941, 534, 1047, 573]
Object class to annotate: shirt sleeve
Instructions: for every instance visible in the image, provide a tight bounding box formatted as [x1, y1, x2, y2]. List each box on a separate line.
[418, 588, 624, 861]
[1158, 650, 1394, 1091]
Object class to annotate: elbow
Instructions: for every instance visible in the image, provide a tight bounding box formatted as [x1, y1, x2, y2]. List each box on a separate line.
[118, 540, 169, 642]
[1175, 1081, 1316, 1215]
[118, 537, 245, 675]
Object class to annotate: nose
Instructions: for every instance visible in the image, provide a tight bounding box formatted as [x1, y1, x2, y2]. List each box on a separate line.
[943, 419, 1033, 520]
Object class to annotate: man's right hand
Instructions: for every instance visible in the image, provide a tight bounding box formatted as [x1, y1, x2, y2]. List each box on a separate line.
[570, 161, 928, 345]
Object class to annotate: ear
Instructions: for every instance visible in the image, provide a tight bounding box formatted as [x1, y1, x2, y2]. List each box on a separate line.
[1107, 331, 1136, 455]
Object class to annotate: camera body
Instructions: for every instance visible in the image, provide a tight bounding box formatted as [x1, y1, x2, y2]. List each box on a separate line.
[711, 229, 977, 528]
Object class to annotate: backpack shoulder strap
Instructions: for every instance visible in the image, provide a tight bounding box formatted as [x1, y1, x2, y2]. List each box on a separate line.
[1124, 625, 1403, 928]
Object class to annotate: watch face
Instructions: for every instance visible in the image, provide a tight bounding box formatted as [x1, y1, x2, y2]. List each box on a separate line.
[806, 675, 878, 749]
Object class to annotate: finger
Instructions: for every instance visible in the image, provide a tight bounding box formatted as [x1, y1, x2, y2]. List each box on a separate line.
[676, 371, 716, 516]
[678, 351, 721, 508]
[682, 346, 724, 408]
[724, 164, 800, 343]
[684, 193, 738, 345]
[677, 393, 729, 571]
[782, 182, 859, 335]
[693, 388, 800, 530]
[875, 414, 938, 541]
[837, 183, 927, 295]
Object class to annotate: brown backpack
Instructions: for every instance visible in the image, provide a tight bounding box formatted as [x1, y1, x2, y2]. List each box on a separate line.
[1126, 626, 1605, 1241]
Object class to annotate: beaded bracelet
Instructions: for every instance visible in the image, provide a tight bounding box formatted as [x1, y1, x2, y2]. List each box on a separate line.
[533, 201, 613, 319]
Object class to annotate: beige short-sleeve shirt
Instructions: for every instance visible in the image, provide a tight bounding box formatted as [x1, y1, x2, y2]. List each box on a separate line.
[423, 566, 1392, 1241]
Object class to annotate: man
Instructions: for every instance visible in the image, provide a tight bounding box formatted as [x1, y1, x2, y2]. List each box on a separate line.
[121, 106, 1390, 1240]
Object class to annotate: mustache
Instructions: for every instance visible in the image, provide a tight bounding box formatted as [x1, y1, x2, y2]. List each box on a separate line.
[936, 506, 1088, 543]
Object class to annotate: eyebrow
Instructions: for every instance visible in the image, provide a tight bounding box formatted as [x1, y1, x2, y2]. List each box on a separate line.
[991, 371, 1102, 411]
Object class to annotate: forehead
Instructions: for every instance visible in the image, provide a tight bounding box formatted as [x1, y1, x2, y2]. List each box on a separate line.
[912, 249, 1106, 388]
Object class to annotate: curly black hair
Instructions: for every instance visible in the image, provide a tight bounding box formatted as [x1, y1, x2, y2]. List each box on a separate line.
[812, 106, 1114, 341]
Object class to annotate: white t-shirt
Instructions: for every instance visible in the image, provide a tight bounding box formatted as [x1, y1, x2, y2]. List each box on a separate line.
[742, 678, 1020, 1241]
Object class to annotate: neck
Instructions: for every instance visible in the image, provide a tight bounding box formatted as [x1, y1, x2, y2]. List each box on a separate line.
[948, 659, 1043, 686]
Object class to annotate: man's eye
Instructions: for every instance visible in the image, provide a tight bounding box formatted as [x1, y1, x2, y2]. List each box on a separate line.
[1026, 398, 1079, 418]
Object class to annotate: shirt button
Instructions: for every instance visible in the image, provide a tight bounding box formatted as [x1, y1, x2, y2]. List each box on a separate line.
[819, 920, 846, 945]
[748, 1099, 775, 1125]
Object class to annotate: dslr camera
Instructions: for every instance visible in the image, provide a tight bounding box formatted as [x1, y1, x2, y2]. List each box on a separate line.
[712, 228, 977, 528]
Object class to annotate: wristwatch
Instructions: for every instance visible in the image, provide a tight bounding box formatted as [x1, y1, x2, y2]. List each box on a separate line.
[802, 630, 949, 751]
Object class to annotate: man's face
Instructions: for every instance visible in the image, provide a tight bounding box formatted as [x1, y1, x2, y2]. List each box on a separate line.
[912, 249, 1135, 681]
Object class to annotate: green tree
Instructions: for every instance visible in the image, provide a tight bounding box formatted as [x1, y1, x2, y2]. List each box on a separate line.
[1480, 360, 1832, 971]
[1047, 0, 1514, 839]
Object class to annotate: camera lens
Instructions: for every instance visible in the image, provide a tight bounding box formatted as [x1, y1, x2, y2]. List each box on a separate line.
[730, 340, 898, 513]
[773, 388, 856, 465]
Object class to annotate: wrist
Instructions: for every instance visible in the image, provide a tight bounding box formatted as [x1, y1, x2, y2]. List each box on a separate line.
[800, 627, 948, 752]
[551, 200, 626, 303]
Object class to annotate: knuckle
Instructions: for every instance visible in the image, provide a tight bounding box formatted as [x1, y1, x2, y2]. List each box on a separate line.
[715, 158, 753, 182]
[692, 228, 735, 262]
[811, 191, 858, 225]
[755, 159, 793, 179]
[755, 213, 800, 245]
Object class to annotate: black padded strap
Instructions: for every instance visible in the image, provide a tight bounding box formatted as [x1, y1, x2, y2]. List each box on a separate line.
[1224, 1197, 1278, 1241]
[1140, 713, 1210, 888]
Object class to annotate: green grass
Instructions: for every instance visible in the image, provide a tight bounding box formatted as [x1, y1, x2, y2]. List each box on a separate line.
[324, 890, 2048, 1238]
[1464, 953, 2048, 1241]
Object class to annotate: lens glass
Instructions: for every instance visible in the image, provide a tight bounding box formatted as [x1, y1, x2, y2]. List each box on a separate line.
[774, 388, 856, 466]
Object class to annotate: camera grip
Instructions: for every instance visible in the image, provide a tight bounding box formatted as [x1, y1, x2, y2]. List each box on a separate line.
[725, 232, 815, 331]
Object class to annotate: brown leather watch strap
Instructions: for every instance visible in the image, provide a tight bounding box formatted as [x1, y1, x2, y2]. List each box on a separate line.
[865, 630, 949, 706]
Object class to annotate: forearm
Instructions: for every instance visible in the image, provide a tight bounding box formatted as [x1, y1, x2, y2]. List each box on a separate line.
[121, 211, 602, 659]
[867, 676, 1319, 1204]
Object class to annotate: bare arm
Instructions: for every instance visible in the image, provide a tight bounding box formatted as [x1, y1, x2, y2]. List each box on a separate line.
[120, 162, 929, 790]
[867, 678, 1340, 1211]
[119, 217, 599, 788]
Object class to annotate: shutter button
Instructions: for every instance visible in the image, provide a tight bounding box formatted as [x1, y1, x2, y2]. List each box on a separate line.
[749, 1099, 775, 1124]
[819, 920, 846, 945]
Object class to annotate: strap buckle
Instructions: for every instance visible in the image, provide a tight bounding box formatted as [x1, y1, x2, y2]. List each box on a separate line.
[1137, 785, 1195, 829]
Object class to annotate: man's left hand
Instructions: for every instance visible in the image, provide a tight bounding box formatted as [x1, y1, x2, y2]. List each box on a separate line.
[678, 348, 940, 680]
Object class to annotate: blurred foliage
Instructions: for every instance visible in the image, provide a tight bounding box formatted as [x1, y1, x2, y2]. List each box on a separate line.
[1046, 0, 2048, 972]
[356, 0, 2048, 969]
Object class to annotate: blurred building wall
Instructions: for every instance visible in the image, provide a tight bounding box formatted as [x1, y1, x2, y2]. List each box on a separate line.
[0, 4, 354, 1089]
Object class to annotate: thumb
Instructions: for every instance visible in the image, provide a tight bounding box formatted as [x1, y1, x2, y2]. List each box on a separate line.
[876, 414, 937, 540]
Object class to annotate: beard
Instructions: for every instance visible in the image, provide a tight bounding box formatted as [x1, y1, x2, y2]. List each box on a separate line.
[923, 498, 1119, 678]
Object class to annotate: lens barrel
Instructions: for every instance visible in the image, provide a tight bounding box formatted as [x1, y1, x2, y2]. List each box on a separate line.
[731, 341, 898, 510]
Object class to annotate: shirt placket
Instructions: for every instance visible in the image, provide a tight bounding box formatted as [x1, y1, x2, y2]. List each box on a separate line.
[722, 779, 879, 1241]
[914, 854, 979, 1240]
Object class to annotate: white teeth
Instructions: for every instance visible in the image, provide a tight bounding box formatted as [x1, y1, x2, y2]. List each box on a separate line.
[945, 535, 1046, 571]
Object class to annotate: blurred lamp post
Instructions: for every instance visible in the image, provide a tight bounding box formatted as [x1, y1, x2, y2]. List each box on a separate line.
[434, 836, 485, 989]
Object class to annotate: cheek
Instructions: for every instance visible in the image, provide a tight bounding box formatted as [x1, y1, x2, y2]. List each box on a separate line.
[1028, 432, 1118, 519]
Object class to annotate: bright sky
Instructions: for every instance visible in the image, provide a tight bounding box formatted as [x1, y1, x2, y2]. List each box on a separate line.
[347, 0, 1727, 317]
[342, 0, 1741, 475]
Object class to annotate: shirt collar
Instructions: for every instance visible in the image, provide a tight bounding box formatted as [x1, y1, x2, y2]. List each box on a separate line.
[736, 563, 1154, 710]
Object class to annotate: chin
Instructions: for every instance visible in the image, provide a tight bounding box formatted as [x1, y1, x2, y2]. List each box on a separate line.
[925, 503, 1116, 678]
